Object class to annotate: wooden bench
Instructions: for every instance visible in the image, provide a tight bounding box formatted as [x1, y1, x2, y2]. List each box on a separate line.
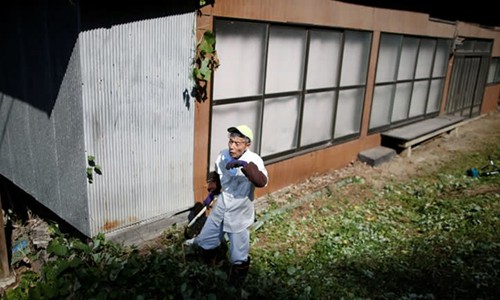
[381, 115, 466, 157]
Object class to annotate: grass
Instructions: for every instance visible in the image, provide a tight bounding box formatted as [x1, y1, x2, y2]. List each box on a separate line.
[3, 137, 500, 299]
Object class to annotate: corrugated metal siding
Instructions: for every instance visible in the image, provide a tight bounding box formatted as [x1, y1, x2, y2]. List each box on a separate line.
[0, 17, 89, 235]
[79, 13, 196, 236]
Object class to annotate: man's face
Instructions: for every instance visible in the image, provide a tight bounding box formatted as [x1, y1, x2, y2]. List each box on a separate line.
[228, 136, 250, 159]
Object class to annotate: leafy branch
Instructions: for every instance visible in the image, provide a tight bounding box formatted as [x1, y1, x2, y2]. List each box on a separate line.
[191, 30, 219, 103]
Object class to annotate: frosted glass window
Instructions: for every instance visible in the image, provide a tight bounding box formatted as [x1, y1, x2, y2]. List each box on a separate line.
[376, 34, 401, 83]
[266, 27, 306, 93]
[301, 91, 336, 146]
[487, 60, 497, 83]
[340, 31, 371, 86]
[369, 85, 394, 129]
[391, 82, 412, 122]
[261, 96, 300, 156]
[432, 40, 451, 77]
[426, 79, 443, 113]
[213, 20, 266, 100]
[408, 81, 429, 117]
[210, 101, 261, 169]
[334, 88, 364, 138]
[474, 40, 492, 52]
[458, 40, 474, 52]
[487, 57, 500, 83]
[370, 35, 451, 131]
[415, 39, 436, 79]
[397, 37, 419, 80]
[306, 30, 342, 89]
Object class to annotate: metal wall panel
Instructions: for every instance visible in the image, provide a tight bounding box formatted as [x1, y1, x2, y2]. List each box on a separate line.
[0, 4, 89, 235]
[79, 13, 196, 236]
[52, 42, 90, 233]
[0, 56, 89, 234]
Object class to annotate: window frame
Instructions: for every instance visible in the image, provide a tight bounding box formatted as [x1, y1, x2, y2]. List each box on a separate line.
[210, 18, 372, 166]
[368, 33, 453, 133]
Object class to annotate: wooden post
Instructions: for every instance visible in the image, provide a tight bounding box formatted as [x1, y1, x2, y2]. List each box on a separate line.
[0, 191, 10, 279]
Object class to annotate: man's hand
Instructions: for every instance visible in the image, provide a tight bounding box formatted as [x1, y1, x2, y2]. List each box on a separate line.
[202, 193, 215, 207]
[225, 159, 248, 169]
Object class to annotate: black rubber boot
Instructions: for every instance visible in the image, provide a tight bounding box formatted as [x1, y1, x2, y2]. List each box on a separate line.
[200, 248, 219, 266]
[229, 257, 250, 289]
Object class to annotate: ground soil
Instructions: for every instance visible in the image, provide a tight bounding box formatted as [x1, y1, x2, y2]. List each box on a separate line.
[256, 110, 500, 211]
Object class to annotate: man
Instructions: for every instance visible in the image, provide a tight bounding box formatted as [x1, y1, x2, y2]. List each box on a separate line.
[186, 124, 268, 287]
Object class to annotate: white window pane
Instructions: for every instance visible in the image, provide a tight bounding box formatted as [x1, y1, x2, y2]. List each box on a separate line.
[415, 39, 436, 79]
[369, 85, 394, 129]
[210, 101, 261, 168]
[266, 27, 306, 93]
[398, 37, 418, 80]
[340, 31, 371, 86]
[301, 91, 336, 145]
[487, 58, 498, 83]
[261, 96, 300, 156]
[392, 82, 412, 122]
[213, 20, 266, 100]
[426, 79, 444, 113]
[306, 30, 342, 89]
[334, 88, 364, 138]
[433, 40, 451, 77]
[376, 34, 401, 83]
[409, 81, 429, 117]
[487, 62, 495, 83]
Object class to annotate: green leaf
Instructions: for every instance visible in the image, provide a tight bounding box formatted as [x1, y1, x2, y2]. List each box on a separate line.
[92, 252, 102, 263]
[94, 165, 102, 175]
[71, 240, 92, 253]
[68, 256, 83, 268]
[87, 167, 94, 183]
[192, 67, 201, 79]
[199, 59, 211, 80]
[87, 155, 96, 166]
[47, 239, 69, 257]
[92, 236, 102, 251]
[203, 31, 216, 47]
[199, 31, 215, 55]
[207, 294, 217, 300]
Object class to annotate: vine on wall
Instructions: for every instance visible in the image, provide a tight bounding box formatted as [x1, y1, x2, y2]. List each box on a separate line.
[87, 155, 102, 184]
[191, 30, 219, 103]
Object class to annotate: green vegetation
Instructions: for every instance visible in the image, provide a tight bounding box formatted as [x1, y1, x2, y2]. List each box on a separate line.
[191, 30, 219, 103]
[3, 145, 500, 299]
[86, 155, 102, 184]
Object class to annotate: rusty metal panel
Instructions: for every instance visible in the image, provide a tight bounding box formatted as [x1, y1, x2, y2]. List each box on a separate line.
[79, 13, 196, 236]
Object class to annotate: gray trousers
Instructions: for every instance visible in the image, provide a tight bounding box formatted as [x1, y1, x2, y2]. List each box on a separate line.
[194, 215, 250, 264]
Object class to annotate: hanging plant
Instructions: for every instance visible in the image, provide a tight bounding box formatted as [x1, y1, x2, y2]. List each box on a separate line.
[191, 30, 219, 103]
[87, 155, 102, 184]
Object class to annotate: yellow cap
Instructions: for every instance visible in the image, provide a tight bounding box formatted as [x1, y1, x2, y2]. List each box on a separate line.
[227, 125, 253, 142]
